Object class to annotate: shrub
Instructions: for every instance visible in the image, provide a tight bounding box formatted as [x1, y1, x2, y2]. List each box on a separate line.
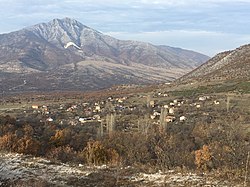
[81, 140, 120, 165]
[195, 145, 212, 171]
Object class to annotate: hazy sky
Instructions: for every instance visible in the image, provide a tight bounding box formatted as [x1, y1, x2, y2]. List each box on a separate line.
[1, 0, 250, 56]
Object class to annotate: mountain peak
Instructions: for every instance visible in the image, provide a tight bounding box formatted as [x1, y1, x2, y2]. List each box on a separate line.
[50, 17, 87, 28]
[55, 17, 77, 23]
[24, 18, 92, 47]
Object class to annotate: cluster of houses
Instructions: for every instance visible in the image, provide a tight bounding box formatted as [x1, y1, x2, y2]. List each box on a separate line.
[149, 98, 185, 123]
[28, 96, 131, 126]
[27, 91, 221, 132]
[148, 93, 221, 125]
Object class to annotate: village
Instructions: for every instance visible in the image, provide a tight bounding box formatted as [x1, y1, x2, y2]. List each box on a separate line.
[0, 89, 226, 136]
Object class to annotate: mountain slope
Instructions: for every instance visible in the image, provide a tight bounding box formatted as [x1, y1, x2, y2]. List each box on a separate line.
[0, 18, 209, 92]
[178, 44, 250, 83]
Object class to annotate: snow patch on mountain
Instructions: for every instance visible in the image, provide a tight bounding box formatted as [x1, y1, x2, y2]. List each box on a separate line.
[64, 42, 81, 49]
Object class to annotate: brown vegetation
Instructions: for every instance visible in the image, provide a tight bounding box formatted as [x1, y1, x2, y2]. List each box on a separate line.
[0, 114, 248, 180]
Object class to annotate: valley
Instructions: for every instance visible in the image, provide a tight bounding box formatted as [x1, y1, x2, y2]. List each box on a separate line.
[0, 79, 249, 186]
[0, 17, 249, 187]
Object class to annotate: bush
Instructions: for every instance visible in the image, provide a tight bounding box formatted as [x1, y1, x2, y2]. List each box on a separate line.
[46, 145, 76, 163]
[80, 140, 120, 166]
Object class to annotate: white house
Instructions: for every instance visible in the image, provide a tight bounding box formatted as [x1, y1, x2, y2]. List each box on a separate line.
[163, 105, 169, 109]
[214, 100, 220, 105]
[196, 104, 201, 108]
[32, 105, 39, 109]
[169, 108, 174, 114]
[199, 96, 207, 101]
[46, 117, 54, 122]
[169, 102, 175, 106]
[79, 118, 86, 123]
[95, 105, 101, 112]
[180, 116, 186, 121]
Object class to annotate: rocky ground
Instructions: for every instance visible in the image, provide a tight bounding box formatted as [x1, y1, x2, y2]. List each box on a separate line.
[0, 152, 244, 187]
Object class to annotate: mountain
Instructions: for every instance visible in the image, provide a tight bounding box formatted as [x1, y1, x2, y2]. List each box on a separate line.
[178, 44, 250, 83]
[0, 18, 209, 92]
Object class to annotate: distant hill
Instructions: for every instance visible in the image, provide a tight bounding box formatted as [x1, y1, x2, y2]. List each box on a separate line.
[0, 18, 209, 92]
[178, 44, 250, 83]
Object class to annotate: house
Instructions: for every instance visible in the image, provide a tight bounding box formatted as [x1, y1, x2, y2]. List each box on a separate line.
[150, 100, 155, 107]
[163, 105, 169, 109]
[31, 105, 39, 109]
[79, 117, 94, 123]
[66, 105, 78, 112]
[117, 98, 124, 103]
[79, 118, 86, 123]
[199, 96, 207, 101]
[42, 105, 48, 113]
[46, 117, 54, 122]
[66, 107, 73, 112]
[108, 96, 113, 101]
[59, 105, 64, 110]
[95, 105, 101, 112]
[214, 100, 220, 105]
[169, 108, 174, 114]
[93, 114, 101, 120]
[199, 96, 210, 101]
[153, 111, 161, 116]
[169, 102, 175, 106]
[180, 116, 186, 121]
[150, 115, 156, 119]
[165, 116, 175, 122]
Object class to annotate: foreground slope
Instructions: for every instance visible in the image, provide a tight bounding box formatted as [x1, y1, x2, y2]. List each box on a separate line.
[0, 152, 235, 186]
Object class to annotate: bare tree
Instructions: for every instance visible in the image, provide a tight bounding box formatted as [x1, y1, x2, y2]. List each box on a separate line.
[159, 107, 168, 132]
[106, 113, 116, 136]
[146, 94, 151, 108]
[138, 115, 150, 134]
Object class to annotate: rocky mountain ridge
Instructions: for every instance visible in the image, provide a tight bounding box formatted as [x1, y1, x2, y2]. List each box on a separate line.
[178, 44, 250, 83]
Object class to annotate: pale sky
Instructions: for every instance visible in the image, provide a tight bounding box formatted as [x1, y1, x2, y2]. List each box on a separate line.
[1, 0, 250, 56]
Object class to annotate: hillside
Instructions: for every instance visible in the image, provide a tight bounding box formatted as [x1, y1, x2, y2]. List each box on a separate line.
[0, 18, 209, 92]
[178, 44, 250, 83]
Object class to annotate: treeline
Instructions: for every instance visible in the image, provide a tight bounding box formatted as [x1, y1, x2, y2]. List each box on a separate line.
[0, 114, 249, 178]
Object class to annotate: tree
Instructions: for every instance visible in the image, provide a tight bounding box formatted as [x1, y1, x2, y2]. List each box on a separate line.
[195, 145, 212, 171]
